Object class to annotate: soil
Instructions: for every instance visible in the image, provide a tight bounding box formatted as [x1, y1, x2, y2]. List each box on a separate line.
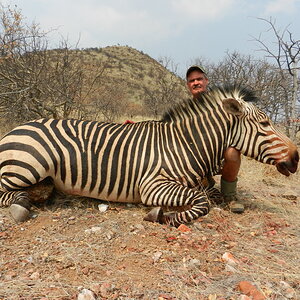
[0, 157, 299, 300]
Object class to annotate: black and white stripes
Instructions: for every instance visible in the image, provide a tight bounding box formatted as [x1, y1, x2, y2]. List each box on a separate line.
[0, 86, 298, 226]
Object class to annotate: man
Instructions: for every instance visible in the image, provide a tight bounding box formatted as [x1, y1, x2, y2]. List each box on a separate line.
[186, 65, 244, 213]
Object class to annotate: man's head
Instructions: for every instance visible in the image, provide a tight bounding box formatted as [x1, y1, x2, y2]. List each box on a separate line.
[186, 65, 209, 99]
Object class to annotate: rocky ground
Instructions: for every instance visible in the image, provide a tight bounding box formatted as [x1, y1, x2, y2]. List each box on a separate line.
[0, 157, 299, 300]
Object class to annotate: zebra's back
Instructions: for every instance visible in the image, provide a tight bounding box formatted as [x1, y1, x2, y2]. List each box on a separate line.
[0, 118, 163, 203]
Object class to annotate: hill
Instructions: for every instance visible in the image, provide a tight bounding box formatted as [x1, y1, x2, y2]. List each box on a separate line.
[77, 45, 188, 121]
[0, 45, 188, 132]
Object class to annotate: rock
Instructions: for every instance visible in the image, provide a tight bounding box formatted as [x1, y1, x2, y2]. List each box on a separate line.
[188, 258, 201, 267]
[106, 231, 115, 240]
[280, 281, 296, 299]
[238, 296, 252, 300]
[237, 281, 266, 300]
[84, 226, 102, 234]
[10, 204, 30, 223]
[177, 224, 191, 232]
[30, 271, 40, 280]
[129, 223, 145, 234]
[98, 203, 109, 212]
[225, 264, 238, 273]
[152, 251, 163, 263]
[77, 288, 96, 300]
[222, 252, 239, 265]
[134, 223, 145, 231]
[0, 214, 5, 224]
[100, 282, 114, 298]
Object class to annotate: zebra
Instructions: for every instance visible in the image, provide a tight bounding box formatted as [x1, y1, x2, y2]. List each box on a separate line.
[0, 86, 298, 226]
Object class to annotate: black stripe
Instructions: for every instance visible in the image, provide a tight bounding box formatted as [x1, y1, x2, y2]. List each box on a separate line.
[0, 142, 50, 171]
[80, 121, 98, 189]
[108, 125, 130, 196]
[97, 123, 122, 194]
[23, 120, 61, 176]
[89, 123, 111, 193]
[117, 125, 138, 198]
[125, 124, 146, 198]
[131, 124, 153, 199]
[0, 160, 40, 183]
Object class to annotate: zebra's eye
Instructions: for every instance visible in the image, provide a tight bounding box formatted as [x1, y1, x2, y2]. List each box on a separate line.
[259, 120, 270, 127]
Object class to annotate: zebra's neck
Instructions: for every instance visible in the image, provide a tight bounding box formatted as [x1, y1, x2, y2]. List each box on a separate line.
[163, 99, 231, 178]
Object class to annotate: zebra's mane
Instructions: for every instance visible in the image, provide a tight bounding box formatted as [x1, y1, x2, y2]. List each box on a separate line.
[161, 85, 258, 122]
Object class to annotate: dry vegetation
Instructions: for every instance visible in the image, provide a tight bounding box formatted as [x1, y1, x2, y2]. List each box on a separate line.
[0, 154, 299, 300]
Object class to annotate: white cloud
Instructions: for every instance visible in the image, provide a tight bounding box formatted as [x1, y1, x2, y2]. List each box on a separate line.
[30, 1, 184, 47]
[265, 0, 300, 14]
[3, 0, 241, 49]
[171, 0, 237, 20]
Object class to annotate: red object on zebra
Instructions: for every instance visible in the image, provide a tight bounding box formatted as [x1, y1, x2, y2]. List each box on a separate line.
[123, 120, 135, 124]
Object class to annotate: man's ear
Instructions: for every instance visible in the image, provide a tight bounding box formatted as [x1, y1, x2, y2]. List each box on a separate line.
[222, 98, 244, 116]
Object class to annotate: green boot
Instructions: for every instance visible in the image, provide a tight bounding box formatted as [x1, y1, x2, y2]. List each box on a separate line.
[220, 178, 245, 213]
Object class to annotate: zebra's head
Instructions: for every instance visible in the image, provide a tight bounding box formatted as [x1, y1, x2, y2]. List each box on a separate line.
[222, 90, 299, 176]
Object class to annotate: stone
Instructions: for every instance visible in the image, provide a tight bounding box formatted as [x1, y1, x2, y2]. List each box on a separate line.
[84, 226, 102, 234]
[77, 288, 96, 300]
[222, 252, 239, 265]
[30, 271, 40, 280]
[152, 251, 163, 263]
[237, 281, 266, 300]
[98, 204, 109, 212]
[178, 224, 191, 232]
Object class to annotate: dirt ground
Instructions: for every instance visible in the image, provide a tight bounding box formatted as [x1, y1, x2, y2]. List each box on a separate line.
[0, 156, 299, 300]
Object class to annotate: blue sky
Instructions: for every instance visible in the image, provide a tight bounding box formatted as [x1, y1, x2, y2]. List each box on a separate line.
[2, 0, 300, 76]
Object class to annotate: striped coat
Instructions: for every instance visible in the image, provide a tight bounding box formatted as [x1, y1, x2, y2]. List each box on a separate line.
[0, 86, 298, 226]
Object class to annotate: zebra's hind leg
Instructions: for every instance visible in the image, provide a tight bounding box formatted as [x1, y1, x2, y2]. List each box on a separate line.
[141, 180, 210, 227]
[0, 190, 31, 222]
[1, 178, 54, 222]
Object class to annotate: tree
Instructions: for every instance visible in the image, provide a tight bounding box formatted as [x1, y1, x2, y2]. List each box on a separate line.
[0, 6, 109, 125]
[142, 57, 187, 119]
[252, 17, 300, 139]
[0, 5, 50, 122]
[90, 81, 130, 122]
[193, 52, 294, 125]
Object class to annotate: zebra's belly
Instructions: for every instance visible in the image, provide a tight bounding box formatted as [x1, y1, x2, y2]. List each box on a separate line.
[54, 181, 142, 204]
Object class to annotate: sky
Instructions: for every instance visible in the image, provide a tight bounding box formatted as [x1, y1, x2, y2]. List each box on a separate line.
[1, 0, 300, 76]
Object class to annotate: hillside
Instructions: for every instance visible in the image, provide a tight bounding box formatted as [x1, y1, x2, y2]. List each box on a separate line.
[0, 45, 188, 132]
[77, 45, 188, 120]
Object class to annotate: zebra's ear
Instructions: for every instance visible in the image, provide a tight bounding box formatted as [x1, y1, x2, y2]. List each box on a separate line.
[222, 98, 244, 116]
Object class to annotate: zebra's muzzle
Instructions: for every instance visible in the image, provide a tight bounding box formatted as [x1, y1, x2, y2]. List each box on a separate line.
[276, 150, 299, 176]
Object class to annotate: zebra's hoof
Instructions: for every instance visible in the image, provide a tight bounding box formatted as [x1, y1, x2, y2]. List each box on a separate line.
[10, 204, 30, 223]
[143, 207, 164, 223]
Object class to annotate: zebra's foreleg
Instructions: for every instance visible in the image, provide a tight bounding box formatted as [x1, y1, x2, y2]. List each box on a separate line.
[141, 180, 210, 227]
[0, 190, 31, 222]
[144, 195, 210, 227]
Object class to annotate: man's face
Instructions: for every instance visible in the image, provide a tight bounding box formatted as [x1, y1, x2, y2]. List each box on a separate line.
[186, 70, 209, 98]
